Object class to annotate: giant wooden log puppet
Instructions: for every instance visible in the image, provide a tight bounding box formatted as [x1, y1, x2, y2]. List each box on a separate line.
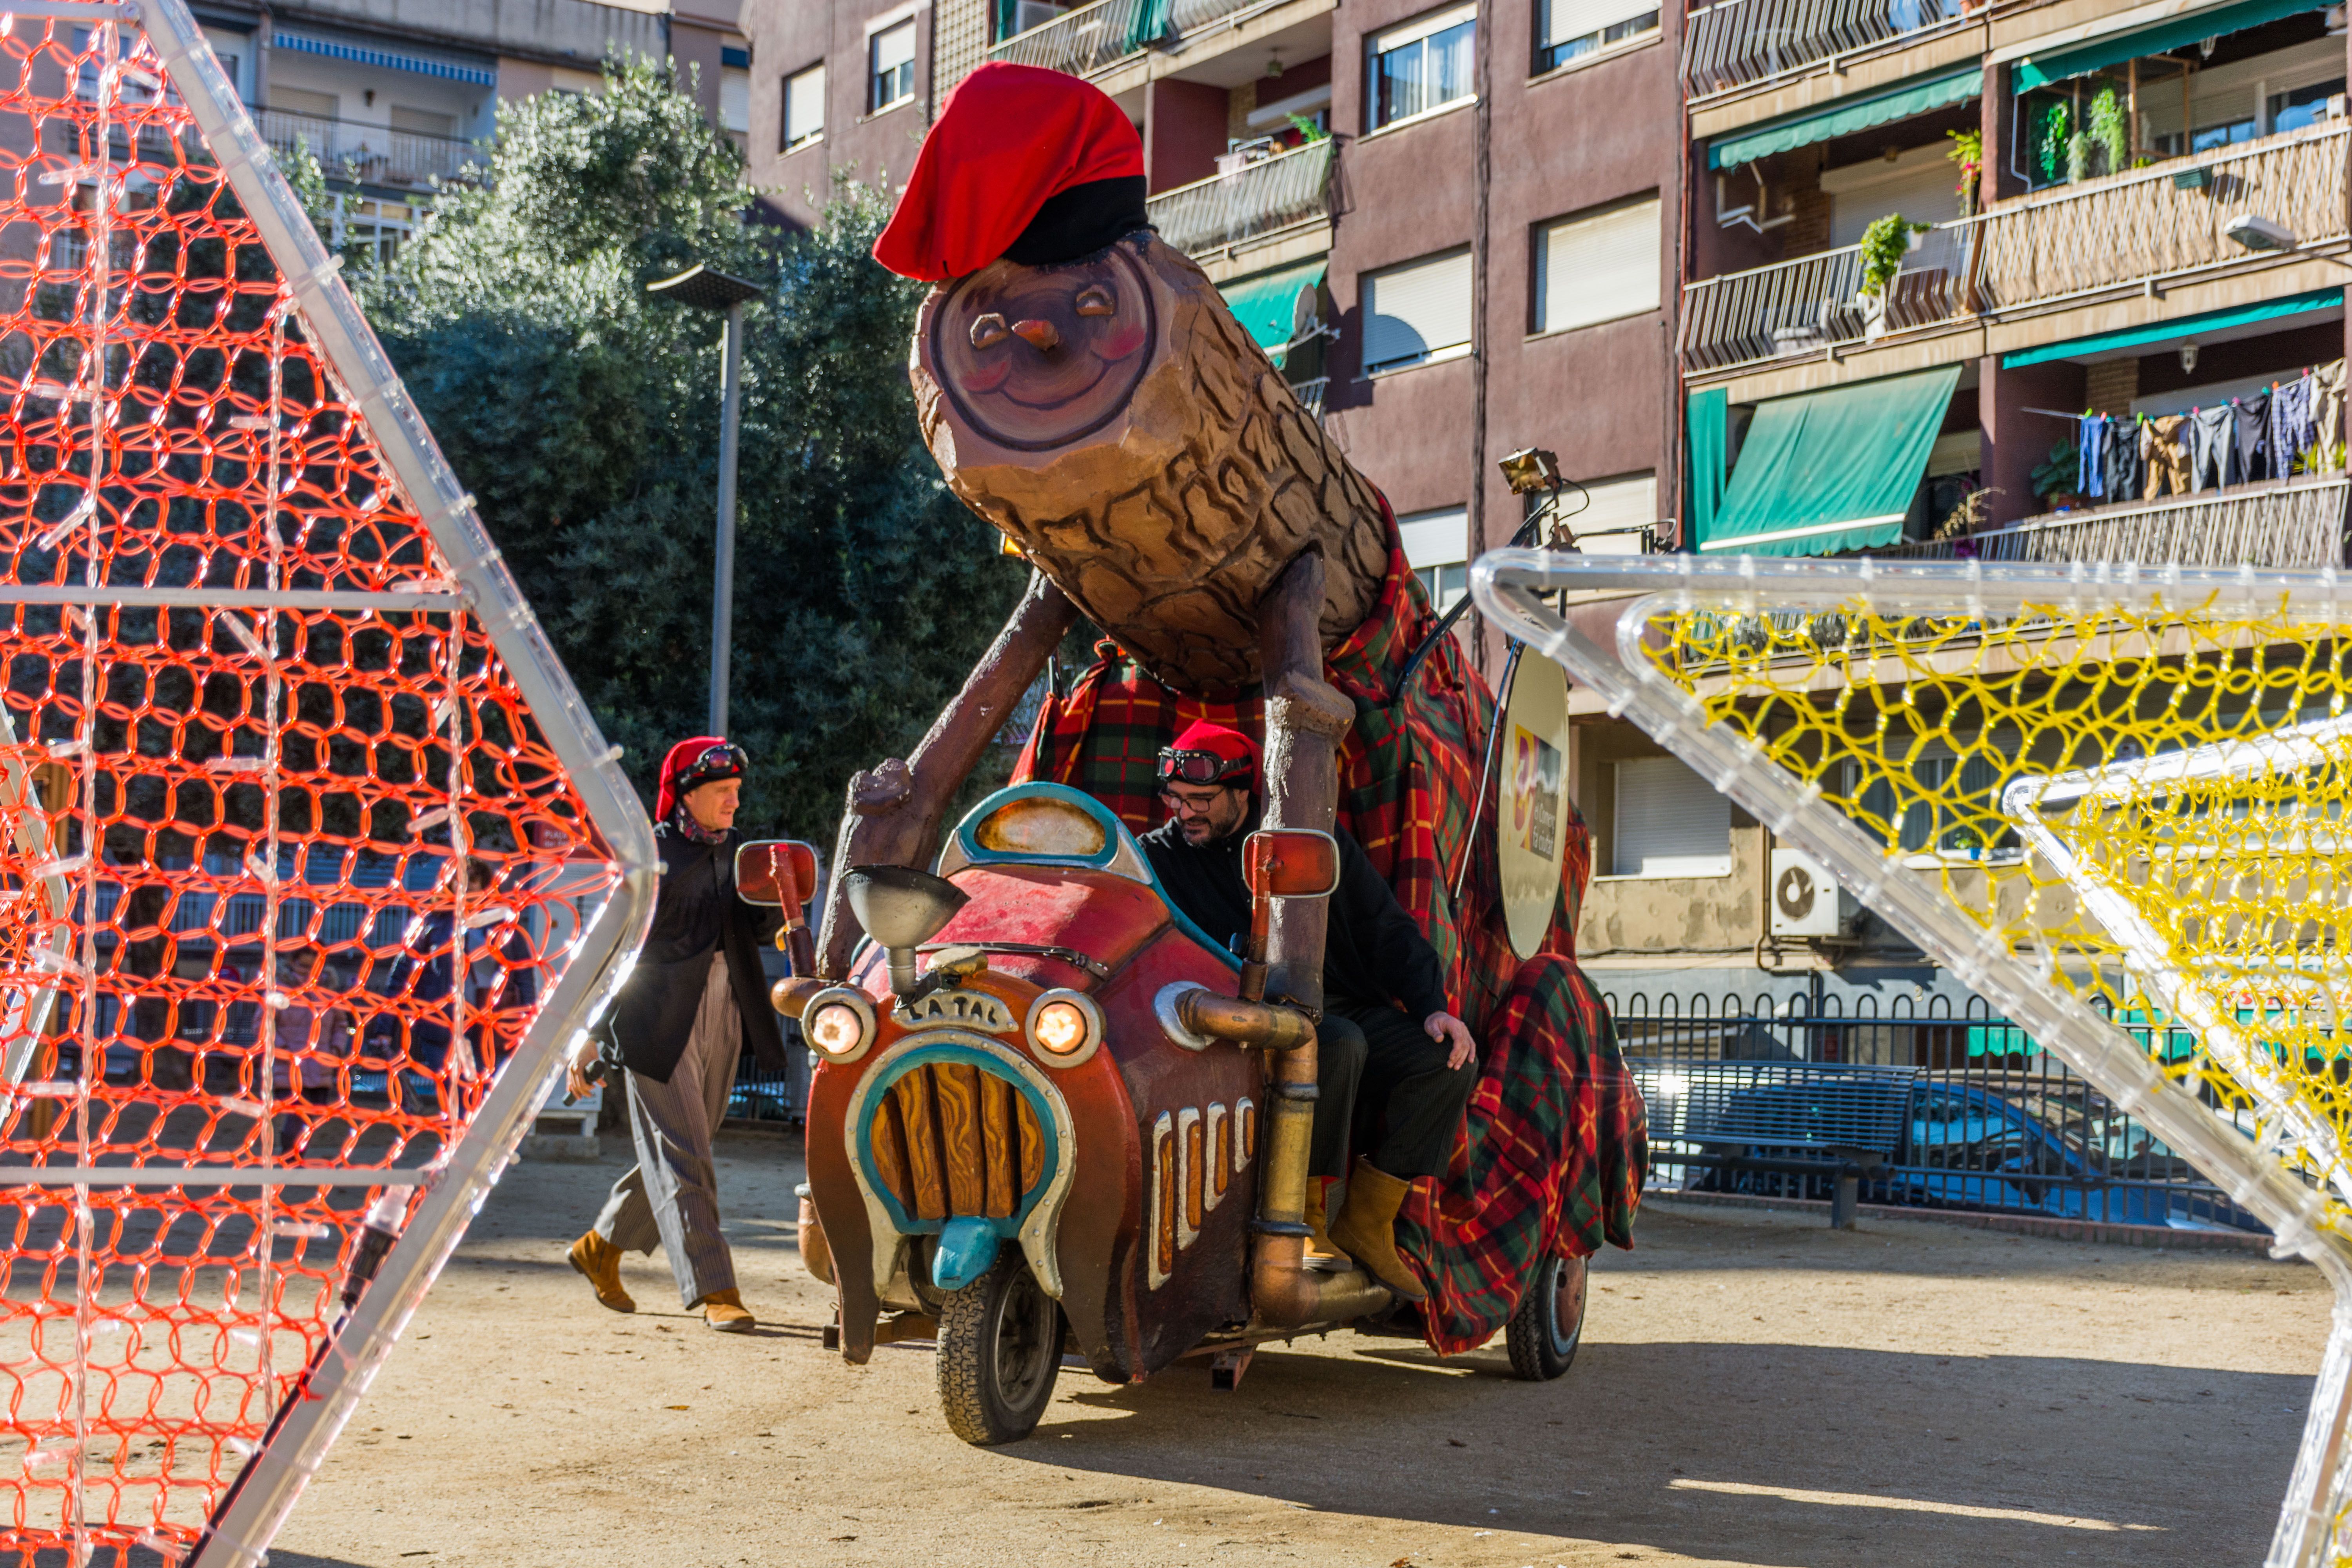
[806, 64, 1645, 1372]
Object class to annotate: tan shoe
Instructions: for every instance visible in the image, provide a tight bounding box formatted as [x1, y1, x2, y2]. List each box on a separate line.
[1304, 1178, 1346, 1266]
[1327, 1157, 1426, 1303]
[698, 1288, 755, 1333]
[567, 1229, 634, 1314]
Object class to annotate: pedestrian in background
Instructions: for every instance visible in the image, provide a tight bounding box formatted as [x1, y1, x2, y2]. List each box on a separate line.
[565, 737, 786, 1332]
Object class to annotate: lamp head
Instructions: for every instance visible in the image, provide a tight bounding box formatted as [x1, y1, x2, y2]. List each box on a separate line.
[2225, 214, 2298, 253]
[1499, 446, 1561, 495]
[842, 864, 969, 996]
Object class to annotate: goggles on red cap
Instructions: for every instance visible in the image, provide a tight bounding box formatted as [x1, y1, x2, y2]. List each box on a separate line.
[673, 740, 747, 795]
[1156, 746, 1250, 789]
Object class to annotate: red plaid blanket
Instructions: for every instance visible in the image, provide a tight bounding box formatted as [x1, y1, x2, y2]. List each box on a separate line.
[1014, 506, 1647, 1355]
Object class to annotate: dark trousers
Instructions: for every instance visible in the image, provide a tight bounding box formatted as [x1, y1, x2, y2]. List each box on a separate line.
[1314, 1001, 1476, 1181]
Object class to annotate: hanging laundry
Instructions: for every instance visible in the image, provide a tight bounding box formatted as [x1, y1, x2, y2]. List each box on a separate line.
[2314, 359, 2347, 469]
[2141, 414, 2189, 500]
[2103, 417, 2141, 501]
[2231, 390, 2270, 484]
[2077, 413, 2107, 499]
[2187, 405, 2234, 492]
[2271, 374, 2315, 479]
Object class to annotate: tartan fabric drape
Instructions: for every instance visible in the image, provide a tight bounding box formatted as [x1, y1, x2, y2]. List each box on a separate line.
[1014, 503, 1647, 1354]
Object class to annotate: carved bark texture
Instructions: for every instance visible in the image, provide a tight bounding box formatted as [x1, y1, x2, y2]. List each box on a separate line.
[911, 234, 1390, 693]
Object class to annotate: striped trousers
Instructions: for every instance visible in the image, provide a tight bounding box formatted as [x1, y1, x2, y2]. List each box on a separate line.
[592, 952, 742, 1308]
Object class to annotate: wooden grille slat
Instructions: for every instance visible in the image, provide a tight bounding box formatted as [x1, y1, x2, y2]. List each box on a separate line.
[936, 1062, 987, 1215]
[1184, 1115, 1204, 1231]
[871, 1089, 913, 1212]
[1016, 1092, 1044, 1192]
[1154, 1123, 1177, 1279]
[980, 1071, 1016, 1219]
[891, 1071, 949, 1221]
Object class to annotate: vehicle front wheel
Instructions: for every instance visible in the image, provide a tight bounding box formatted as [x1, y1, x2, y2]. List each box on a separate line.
[936, 1254, 1063, 1445]
[1505, 1252, 1588, 1382]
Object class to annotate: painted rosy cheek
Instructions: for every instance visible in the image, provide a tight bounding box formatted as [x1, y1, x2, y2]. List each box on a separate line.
[1090, 315, 1148, 360]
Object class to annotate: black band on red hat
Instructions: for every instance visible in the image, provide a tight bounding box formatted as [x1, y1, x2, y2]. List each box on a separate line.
[1002, 176, 1152, 268]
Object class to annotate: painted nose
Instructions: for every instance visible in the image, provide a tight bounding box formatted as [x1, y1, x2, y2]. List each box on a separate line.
[1011, 318, 1061, 351]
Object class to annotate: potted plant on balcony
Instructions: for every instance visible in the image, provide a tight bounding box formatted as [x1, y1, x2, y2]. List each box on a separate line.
[1947, 129, 1982, 217]
[1857, 214, 1931, 340]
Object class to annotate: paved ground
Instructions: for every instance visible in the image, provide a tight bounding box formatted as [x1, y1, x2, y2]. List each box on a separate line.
[270, 1129, 2332, 1568]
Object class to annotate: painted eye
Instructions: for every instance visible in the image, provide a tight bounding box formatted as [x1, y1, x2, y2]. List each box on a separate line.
[1074, 286, 1115, 317]
[969, 312, 1010, 348]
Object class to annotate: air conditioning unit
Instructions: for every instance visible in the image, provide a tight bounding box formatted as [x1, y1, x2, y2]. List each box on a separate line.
[1013, 0, 1068, 32]
[1769, 848, 1856, 938]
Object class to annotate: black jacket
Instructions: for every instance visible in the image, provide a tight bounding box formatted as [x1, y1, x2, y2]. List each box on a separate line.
[598, 824, 787, 1083]
[1138, 811, 1450, 1022]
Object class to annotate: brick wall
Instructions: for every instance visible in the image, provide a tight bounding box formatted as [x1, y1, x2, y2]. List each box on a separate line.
[2084, 357, 2139, 417]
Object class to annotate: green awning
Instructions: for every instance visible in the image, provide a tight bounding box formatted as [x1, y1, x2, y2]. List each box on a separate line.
[1708, 67, 1981, 170]
[1220, 260, 1326, 367]
[2000, 287, 2341, 367]
[1702, 365, 1961, 556]
[2013, 0, 2326, 89]
[1687, 387, 1727, 548]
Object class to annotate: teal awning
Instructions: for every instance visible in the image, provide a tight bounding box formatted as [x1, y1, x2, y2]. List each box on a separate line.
[1708, 67, 1981, 170]
[1220, 260, 1326, 366]
[1702, 365, 1961, 556]
[2000, 287, 2342, 367]
[2014, 0, 2326, 89]
[1687, 387, 1727, 548]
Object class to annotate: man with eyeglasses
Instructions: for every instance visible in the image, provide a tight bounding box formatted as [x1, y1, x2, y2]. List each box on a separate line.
[1136, 720, 1476, 1302]
[564, 737, 787, 1332]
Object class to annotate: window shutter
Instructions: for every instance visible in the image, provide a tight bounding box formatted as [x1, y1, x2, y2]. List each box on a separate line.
[874, 22, 916, 76]
[1362, 249, 1473, 371]
[1560, 472, 1655, 554]
[1542, 0, 1655, 46]
[786, 66, 825, 147]
[1538, 197, 1659, 334]
[1372, 3, 1477, 53]
[1397, 506, 1468, 568]
[1612, 756, 1731, 877]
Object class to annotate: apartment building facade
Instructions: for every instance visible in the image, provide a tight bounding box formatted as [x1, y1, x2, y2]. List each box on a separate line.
[744, 0, 2352, 1041]
[184, 1, 751, 258]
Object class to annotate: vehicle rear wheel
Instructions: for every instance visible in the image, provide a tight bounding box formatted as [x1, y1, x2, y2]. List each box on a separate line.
[936, 1255, 1063, 1445]
[1505, 1252, 1588, 1382]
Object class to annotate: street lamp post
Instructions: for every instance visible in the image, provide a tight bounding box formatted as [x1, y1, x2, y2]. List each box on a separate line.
[648, 262, 767, 736]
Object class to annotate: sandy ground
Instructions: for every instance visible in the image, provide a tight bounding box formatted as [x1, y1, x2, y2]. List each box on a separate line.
[266, 1129, 2334, 1568]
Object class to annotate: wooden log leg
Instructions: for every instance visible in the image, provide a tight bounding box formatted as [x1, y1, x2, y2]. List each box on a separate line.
[814, 571, 1079, 978]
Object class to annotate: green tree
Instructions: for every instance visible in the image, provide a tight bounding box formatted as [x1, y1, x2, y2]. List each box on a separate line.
[357, 59, 1022, 836]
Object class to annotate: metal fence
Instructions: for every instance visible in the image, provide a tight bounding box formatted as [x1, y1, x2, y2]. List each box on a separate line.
[1876, 477, 2350, 569]
[1146, 138, 1335, 257]
[986, 0, 1163, 74]
[1678, 220, 1974, 374]
[1609, 985, 2267, 1233]
[1682, 0, 1968, 100]
[256, 107, 484, 187]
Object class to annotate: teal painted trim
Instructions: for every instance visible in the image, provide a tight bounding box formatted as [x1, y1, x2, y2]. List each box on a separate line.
[946, 782, 1243, 973]
[931, 1216, 1004, 1291]
[1998, 287, 2343, 367]
[2014, 0, 2326, 89]
[1686, 386, 1728, 550]
[1221, 259, 1329, 364]
[1709, 66, 1981, 169]
[853, 1041, 1063, 1240]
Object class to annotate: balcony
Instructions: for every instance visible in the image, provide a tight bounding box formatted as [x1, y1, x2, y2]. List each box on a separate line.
[1680, 122, 2352, 377]
[1877, 476, 2350, 568]
[1683, 0, 1983, 101]
[1146, 140, 1334, 257]
[985, 0, 1270, 77]
[257, 109, 485, 189]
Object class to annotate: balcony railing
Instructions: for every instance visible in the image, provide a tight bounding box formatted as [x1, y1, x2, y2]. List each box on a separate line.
[258, 109, 485, 187]
[987, 0, 1164, 74]
[1683, 0, 1974, 100]
[1975, 121, 2352, 313]
[1679, 220, 1974, 374]
[1680, 122, 2352, 376]
[1876, 477, 2350, 568]
[1147, 140, 1334, 256]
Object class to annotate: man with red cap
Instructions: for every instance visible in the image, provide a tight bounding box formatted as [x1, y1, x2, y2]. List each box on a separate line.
[1139, 722, 1476, 1302]
[564, 737, 787, 1331]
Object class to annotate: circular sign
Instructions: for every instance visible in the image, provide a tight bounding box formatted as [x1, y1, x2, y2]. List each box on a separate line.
[1499, 654, 1573, 960]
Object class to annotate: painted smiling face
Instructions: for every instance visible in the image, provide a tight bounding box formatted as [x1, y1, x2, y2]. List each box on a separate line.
[927, 246, 1156, 453]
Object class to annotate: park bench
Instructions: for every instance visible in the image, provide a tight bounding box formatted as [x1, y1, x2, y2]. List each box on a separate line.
[1633, 1059, 1923, 1228]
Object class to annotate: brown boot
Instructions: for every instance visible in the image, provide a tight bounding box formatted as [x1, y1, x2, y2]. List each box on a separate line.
[1304, 1178, 1345, 1266]
[697, 1288, 755, 1333]
[1327, 1157, 1426, 1302]
[567, 1229, 634, 1314]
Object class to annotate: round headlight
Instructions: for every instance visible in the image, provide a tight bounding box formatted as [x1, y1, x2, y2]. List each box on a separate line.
[808, 1004, 866, 1056]
[1033, 1001, 1088, 1054]
[1024, 989, 1102, 1065]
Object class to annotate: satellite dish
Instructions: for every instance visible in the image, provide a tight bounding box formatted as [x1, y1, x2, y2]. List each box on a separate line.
[1497, 654, 1573, 959]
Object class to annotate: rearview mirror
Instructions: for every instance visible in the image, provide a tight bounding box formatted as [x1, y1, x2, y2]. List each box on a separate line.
[1243, 829, 1341, 900]
[736, 840, 820, 908]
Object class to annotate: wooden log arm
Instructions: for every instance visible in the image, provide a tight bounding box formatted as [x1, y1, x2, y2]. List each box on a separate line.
[814, 570, 1080, 980]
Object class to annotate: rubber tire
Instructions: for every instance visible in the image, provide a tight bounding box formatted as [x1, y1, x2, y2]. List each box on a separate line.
[1505, 1253, 1588, 1381]
[936, 1255, 1063, 1445]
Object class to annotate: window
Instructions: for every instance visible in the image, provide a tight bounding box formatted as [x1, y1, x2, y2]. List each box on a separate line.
[1536, 0, 1657, 72]
[201, 26, 254, 104]
[1611, 757, 1730, 877]
[1397, 505, 1468, 609]
[2270, 78, 2346, 135]
[1534, 195, 1658, 334]
[784, 64, 825, 150]
[720, 46, 751, 136]
[1551, 471, 1655, 555]
[870, 20, 916, 113]
[388, 106, 455, 137]
[270, 87, 338, 122]
[1371, 5, 1475, 129]
[1360, 248, 1472, 374]
[1007, 0, 1071, 37]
